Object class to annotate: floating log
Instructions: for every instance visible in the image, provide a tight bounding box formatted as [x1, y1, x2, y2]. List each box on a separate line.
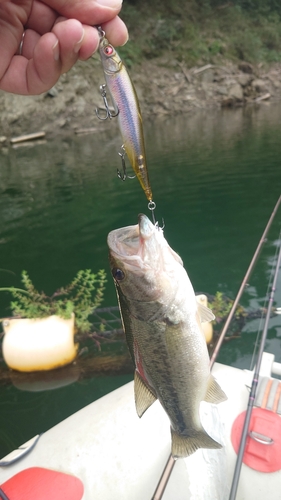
[10, 131, 46, 144]
[255, 93, 271, 102]
[192, 64, 214, 75]
[12, 140, 47, 149]
[0, 350, 134, 389]
[75, 127, 98, 135]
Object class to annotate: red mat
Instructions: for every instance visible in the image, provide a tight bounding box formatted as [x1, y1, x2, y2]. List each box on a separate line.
[0, 467, 84, 500]
[231, 407, 281, 473]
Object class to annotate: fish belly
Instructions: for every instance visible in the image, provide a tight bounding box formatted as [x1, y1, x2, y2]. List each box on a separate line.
[130, 311, 224, 457]
[130, 311, 200, 412]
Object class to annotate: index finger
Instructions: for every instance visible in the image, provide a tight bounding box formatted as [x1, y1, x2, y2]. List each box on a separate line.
[41, 0, 123, 25]
[25, 0, 57, 34]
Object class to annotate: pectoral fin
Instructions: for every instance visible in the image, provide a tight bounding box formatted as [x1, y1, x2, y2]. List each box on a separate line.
[204, 374, 227, 404]
[134, 370, 157, 418]
[197, 302, 215, 323]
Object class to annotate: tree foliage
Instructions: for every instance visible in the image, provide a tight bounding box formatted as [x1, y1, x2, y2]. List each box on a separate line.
[119, 0, 281, 65]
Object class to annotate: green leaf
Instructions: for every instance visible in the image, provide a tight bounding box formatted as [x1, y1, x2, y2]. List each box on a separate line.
[0, 269, 107, 333]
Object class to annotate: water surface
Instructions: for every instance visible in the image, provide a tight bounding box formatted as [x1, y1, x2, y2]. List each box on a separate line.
[0, 102, 280, 458]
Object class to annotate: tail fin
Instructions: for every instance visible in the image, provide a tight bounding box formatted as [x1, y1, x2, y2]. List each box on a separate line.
[171, 427, 222, 459]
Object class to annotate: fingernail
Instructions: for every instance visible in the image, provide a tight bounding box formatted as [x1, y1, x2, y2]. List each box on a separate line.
[53, 40, 59, 61]
[74, 29, 85, 54]
[96, 0, 123, 7]
[121, 32, 129, 46]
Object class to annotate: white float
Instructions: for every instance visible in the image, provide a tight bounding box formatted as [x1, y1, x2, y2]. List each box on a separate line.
[196, 293, 214, 343]
[1, 314, 77, 372]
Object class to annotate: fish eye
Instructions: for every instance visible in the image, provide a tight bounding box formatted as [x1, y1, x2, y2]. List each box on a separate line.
[104, 45, 114, 56]
[112, 268, 125, 281]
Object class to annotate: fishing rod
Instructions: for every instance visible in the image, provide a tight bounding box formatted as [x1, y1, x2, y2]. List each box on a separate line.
[228, 231, 281, 500]
[210, 194, 281, 368]
[151, 195, 281, 500]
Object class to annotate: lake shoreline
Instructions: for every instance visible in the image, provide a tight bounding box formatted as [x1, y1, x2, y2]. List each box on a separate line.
[0, 57, 280, 142]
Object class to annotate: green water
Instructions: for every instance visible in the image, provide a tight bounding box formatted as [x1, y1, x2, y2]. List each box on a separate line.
[0, 103, 281, 459]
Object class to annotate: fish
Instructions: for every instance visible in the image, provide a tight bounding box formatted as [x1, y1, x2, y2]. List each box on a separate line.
[107, 214, 227, 458]
[98, 30, 153, 204]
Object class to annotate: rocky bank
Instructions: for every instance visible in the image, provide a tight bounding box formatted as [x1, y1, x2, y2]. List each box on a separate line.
[0, 55, 280, 141]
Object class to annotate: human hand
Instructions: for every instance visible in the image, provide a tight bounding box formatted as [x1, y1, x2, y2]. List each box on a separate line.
[0, 0, 128, 95]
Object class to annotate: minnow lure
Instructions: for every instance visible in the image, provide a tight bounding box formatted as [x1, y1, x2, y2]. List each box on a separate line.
[96, 28, 155, 217]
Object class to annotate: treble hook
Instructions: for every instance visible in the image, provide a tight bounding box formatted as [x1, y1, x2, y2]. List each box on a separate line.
[117, 145, 136, 181]
[95, 84, 119, 121]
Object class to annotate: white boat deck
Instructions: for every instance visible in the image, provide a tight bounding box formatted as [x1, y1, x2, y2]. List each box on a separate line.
[1, 357, 281, 499]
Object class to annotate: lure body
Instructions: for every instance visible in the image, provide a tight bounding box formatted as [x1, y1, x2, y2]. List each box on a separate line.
[98, 34, 153, 202]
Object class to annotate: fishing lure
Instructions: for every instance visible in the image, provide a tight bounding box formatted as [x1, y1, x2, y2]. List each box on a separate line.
[96, 27, 156, 221]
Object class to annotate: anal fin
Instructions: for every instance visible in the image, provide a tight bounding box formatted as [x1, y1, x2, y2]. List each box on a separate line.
[204, 374, 227, 404]
[134, 370, 157, 418]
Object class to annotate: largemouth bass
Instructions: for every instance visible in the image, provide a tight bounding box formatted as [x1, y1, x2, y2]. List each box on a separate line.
[107, 214, 226, 458]
[97, 29, 153, 204]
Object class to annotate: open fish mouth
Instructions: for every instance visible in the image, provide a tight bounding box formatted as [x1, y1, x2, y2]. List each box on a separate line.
[107, 214, 160, 274]
[107, 215, 153, 256]
[107, 214, 184, 276]
[107, 223, 140, 258]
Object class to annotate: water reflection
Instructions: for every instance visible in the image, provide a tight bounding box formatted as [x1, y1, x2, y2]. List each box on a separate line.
[0, 103, 281, 457]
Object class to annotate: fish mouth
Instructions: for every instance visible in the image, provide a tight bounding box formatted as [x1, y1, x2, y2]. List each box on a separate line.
[107, 214, 158, 272]
[108, 223, 140, 257]
[138, 213, 155, 239]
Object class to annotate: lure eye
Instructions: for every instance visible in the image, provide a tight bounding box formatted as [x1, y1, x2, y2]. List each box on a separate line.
[104, 45, 114, 56]
[112, 268, 125, 281]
